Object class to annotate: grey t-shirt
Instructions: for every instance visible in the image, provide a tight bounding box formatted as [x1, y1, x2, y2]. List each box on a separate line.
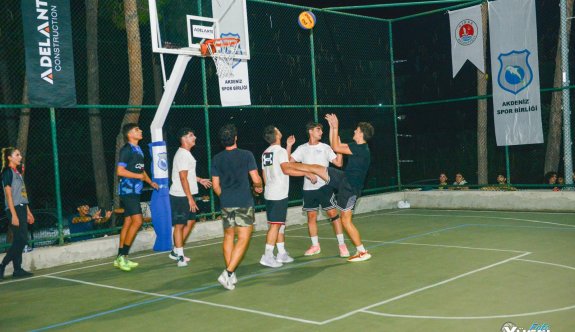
[2, 168, 29, 209]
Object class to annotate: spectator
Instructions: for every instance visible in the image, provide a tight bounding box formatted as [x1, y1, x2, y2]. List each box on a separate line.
[544, 171, 558, 191]
[69, 201, 111, 242]
[451, 172, 468, 190]
[438, 173, 448, 189]
[497, 174, 507, 185]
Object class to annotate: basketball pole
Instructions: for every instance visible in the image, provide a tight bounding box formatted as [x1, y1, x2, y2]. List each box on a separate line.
[149, 54, 193, 251]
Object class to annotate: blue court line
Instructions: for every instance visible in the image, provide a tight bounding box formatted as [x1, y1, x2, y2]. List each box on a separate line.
[32, 224, 467, 331]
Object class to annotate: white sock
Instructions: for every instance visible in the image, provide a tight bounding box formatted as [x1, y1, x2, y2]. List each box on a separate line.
[311, 236, 319, 246]
[356, 245, 366, 253]
[276, 242, 286, 254]
[279, 225, 286, 234]
[265, 244, 275, 256]
[336, 234, 345, 245]
[175, 247, 184, 256]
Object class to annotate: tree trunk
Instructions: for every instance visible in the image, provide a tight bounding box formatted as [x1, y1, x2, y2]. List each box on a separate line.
[544, 0, 574, 174]
[477, 3, 488, 184]
[17, 78, 31, 159]
[113, 0, 144, 209]
[152, 54, 164, 104]
[86, 0, 111, 209]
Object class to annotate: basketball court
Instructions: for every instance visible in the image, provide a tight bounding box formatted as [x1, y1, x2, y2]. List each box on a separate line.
[2, 209, 573, 331]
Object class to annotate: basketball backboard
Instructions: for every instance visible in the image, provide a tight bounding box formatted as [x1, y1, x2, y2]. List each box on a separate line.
[148, 0, 250, 60]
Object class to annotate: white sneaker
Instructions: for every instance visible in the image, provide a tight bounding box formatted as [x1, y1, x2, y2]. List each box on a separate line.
[276, 252, 294, 263]
[177, 256, 188, 267]
[169, 250, 190, 262]
[259, 254, 283, 268]
[217, 270, 235, 290]
[230, 272, 237, 284]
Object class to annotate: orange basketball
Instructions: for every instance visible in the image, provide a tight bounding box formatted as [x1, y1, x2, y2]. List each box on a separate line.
[298, 11, 316, 30]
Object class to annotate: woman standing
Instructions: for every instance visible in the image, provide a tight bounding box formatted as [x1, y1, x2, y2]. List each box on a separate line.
[0, 147, 34, 280]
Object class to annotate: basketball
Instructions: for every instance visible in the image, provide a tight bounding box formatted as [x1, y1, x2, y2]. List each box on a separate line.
[298, 11, 316, 30]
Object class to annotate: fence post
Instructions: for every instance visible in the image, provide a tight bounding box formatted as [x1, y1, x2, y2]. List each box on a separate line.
[309, 13, 318, 122]
[389, 21, 402, 190]
[560, 0, 573, 186]
[50, 108, 64, 245]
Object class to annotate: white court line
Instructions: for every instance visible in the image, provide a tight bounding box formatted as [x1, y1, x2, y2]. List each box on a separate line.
[318, 252, 531, 325]
[44, 275, 322, 325]
[516, 259, 575, 271]
[361, 305, 575, 320]
[1, 210, 400, 286]
[407, 208, 575, 215]
[390, 212, 575, 228]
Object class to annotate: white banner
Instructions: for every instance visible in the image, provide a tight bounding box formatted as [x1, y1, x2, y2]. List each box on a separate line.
[489, 0, 543, 146]
[449, 5, 484, 77]
[218, 60, 251, 107]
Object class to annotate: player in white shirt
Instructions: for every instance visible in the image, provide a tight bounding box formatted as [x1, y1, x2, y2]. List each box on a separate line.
[260, 126, 317, 268]
[168, 128, 211, 267]
[289, 121, 350, 258]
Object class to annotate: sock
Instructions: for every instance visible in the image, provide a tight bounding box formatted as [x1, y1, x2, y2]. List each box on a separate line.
[175, 247, 184, 256]
[265, 244, 274, 256]
[336, 234, 345, 245]
[123, 244, 131, 256]
[279, 225, 286, 234]
[117, 247, 122, 257]
[356, 244, 366, 253]
[276, 242, 286, 254]
[226, 269, 234, 277]
[311, 236, 319, 246]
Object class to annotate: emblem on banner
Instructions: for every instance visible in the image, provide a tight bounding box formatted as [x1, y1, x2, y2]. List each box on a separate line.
[455, 19, 478, 46]
[497, 49, 533, 95]
[220, 32, 242, 68]
[157, 152, 168, 171]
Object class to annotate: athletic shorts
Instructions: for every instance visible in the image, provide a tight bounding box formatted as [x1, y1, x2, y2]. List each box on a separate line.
[302, 185, 336, 211]
[327, 167, 361, 211]
[221, 207, 255, 229]
[265, 198, 288, 224]
[170, 195, 198, 225]
[120, 194, 142, 217]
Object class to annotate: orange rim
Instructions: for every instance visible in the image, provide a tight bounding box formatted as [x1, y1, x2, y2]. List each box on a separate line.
[200, 38, 240, 56]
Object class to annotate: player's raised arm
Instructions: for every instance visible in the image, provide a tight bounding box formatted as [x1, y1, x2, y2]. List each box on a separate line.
[325, 114, 352, 155]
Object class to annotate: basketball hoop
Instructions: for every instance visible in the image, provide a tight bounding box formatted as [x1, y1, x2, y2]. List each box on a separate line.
[200, 38, 240, 78]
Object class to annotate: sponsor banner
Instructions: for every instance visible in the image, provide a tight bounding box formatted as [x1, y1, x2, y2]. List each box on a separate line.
[489, 0, 543, 146]
[21, 0, 76, 107]
[449, 5, 485, 77]
[192, 25, 214, 39]
[151, 142, 169, 179]
[149, 141, 172, 251]
[218, 60, 251, 107]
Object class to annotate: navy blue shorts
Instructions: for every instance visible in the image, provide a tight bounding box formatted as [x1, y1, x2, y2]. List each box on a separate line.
[265, 198, 288, 224]
[170, 195, 198, 225]
[327, 168, 360, 211]
[120, 194, 142, 217]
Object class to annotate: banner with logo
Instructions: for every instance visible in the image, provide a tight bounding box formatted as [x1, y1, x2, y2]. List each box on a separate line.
[218, 60, 251, 107]
[21, 0, 76, 107]
[449, 5, 484, 77]
[489, 0, 543, 146]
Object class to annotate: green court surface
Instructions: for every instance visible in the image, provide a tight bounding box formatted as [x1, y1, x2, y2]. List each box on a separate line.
[1, 209, 574, 331]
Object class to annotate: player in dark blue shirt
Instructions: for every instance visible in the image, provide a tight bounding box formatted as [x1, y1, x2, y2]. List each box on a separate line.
[284, 114, 374, 263]
[114, 124, 158, 272]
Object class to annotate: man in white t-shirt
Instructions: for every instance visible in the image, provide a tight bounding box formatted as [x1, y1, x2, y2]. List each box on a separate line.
[169, 128, 212, 267]
[289, 121, 350, 258]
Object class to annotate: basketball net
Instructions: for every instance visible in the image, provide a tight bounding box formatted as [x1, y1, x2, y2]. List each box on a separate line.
[202, 38, 240, 78]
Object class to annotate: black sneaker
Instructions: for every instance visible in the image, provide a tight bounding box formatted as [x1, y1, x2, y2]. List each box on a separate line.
[0, 264, 5, 281]
[13, 269, 33, 278]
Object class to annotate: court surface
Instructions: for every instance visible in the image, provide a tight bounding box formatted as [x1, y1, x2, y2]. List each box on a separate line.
[1, 209, 574, 331]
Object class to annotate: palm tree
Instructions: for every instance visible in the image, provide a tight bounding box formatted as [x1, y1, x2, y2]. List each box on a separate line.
[476, 3, 488, 185]
[113, 0, 144, 209]
[85, 0, 111, 209]
[544, 0, 574, 174]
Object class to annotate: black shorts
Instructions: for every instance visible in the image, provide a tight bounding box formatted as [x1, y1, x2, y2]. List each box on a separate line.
[327, 168, 361, 211]
[265, 198, 288, 224]
[120, 194, 142, 217]
[170, 195, 198, 225]
[302, 185, 336, 211]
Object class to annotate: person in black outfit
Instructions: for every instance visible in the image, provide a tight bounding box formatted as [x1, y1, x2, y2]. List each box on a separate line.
[0, 147, 34, 280]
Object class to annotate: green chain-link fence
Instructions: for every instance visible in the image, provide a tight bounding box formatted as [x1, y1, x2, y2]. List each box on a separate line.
[0, 0, 572, 249]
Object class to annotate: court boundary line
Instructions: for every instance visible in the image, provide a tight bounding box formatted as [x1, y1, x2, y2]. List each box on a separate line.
[318, 252, 531, 325]
[391, 212, 575, 228]
[30, 223, 464, 330]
